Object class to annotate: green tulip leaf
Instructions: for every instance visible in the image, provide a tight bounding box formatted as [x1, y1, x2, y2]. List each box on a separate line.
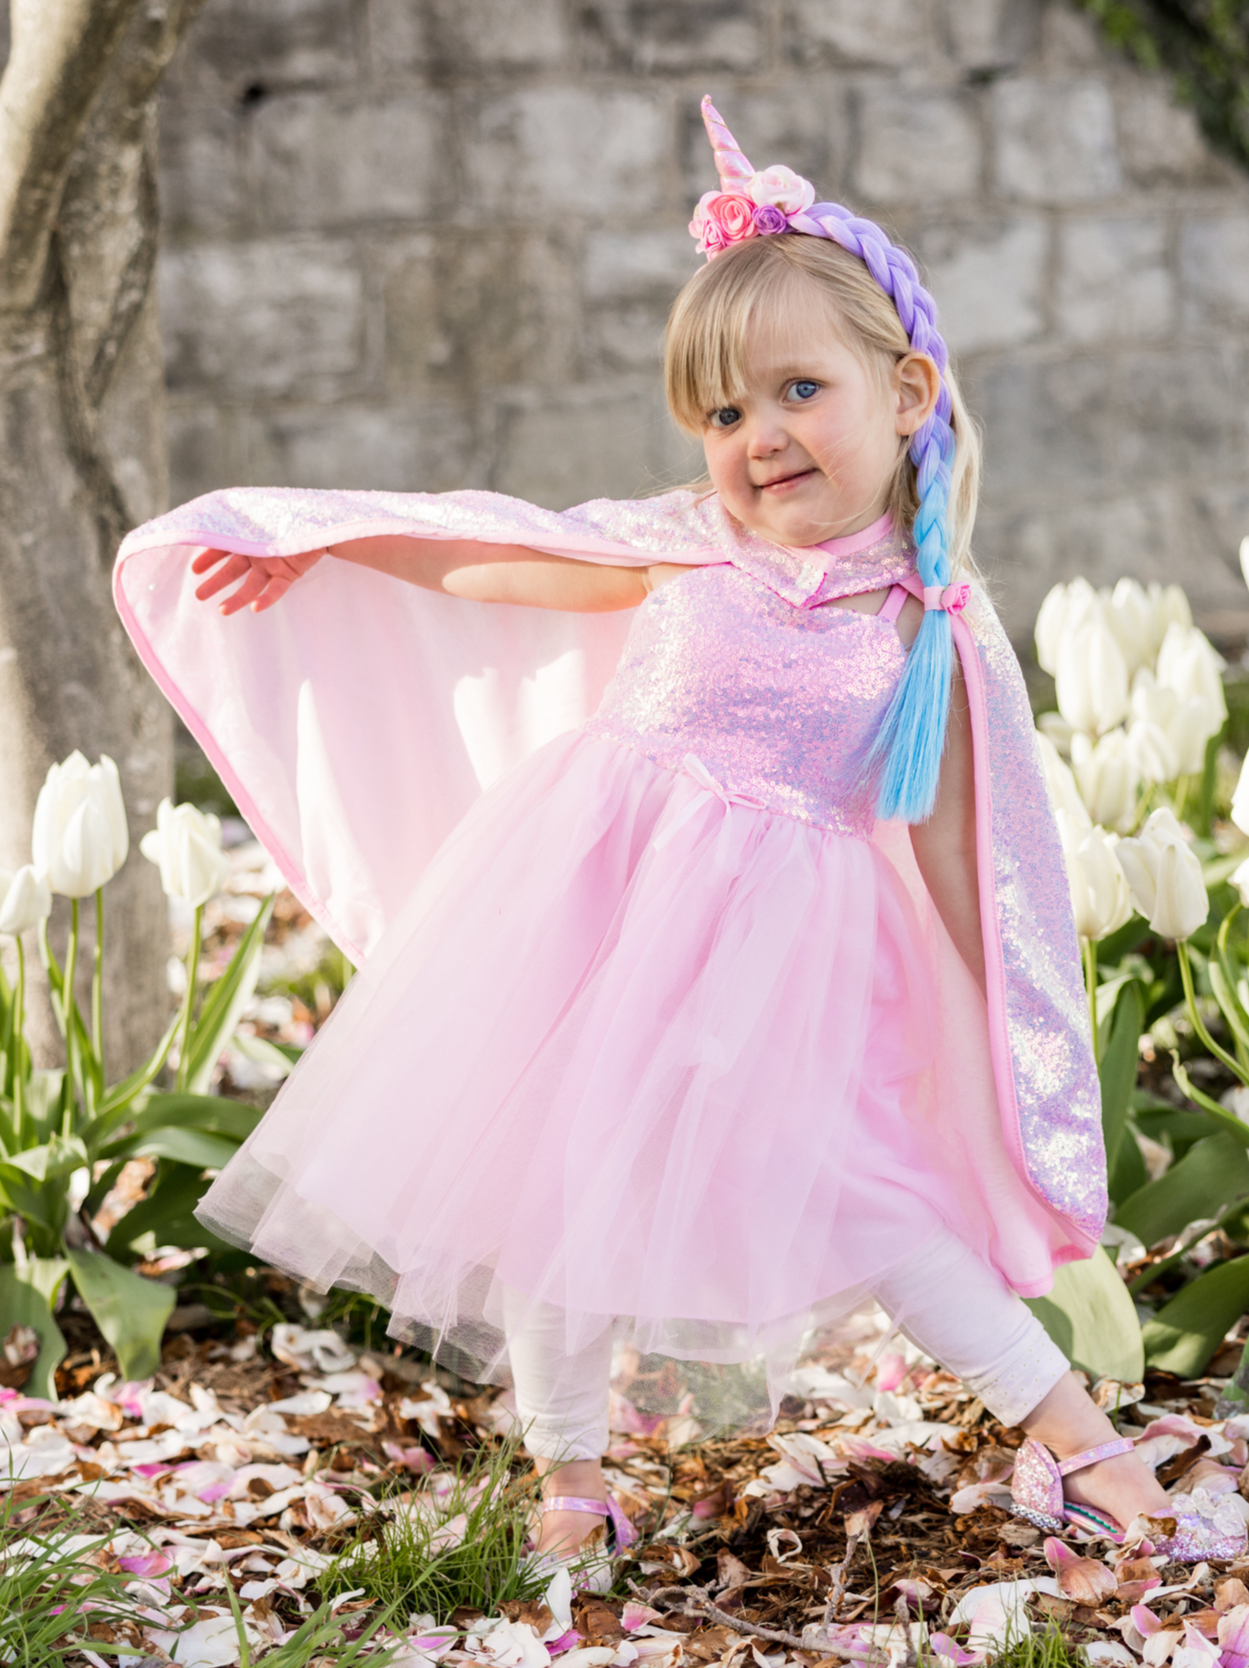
[1114, 1131, 1249, 1249]
[125, 1092, 263, 1143]
[182, 896, 274, 1095]
[1142, 1253, 1249, 1378]
[104, 1128, 240, 1171]
[105, 1162, 234, 1257]
[94, 1014, 181, 1129]
[65, 1249, 175, 1382]
[0, 1259, 69, 1401]
[1100, 980, 1144, 1177]
[1025, 1245, 1145, 1384]
[4, 1133, 89, 1182]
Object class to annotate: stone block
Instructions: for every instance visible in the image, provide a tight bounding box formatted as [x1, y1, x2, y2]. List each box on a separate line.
[365, 0, 431, 77]
[1180, 216, 1249, 330]
[247, 402, 477, 492]
[465, 88, 670, 219]
[584, 230, 697, 301]
[384, 231, 581, 393]
[679, 82, 852, 207]
[158, 99, 252, 239]
[919, 218, 1045, 355]
[1055, 216, 1173, 344]
[993, 77, 1121, 203]
[971, 354, 1117, 498]
[425, 0, 569, 70]
[940, 0, 1036, 72]
[255, 94, 449, 229]
[166, 403, 244, 503]
[158, 240, 365, 399]
[1117, 347, 1249, 481]
[853, 89, 982, 204]
[579, 0, 763, 74]
[789, 0, 928, 67]
[165, 0, 358, 100]
[493, 382, 678, 507]
[1115, 78, 1210, 185]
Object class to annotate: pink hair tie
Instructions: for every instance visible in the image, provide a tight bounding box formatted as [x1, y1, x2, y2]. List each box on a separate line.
[923, 582, 970, 615]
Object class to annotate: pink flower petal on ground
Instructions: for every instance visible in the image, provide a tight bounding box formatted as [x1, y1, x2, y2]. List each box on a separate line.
[546, 1631, 581, 1656]
[1218, 1604, 1249, 1668]
[1173, 1621, 1220, 1668]
[838, 1435, 899, 1464]
[117, 1550, 173, 1578]
[876, 1352, 908, 1393]
[130, 1462, 173, 1478]
[621, 1605, 661, 1634]
[928, 1632, 980, 1666]
[383, 1440, 435, 1474]
[1044, 1538, 1117, 1604]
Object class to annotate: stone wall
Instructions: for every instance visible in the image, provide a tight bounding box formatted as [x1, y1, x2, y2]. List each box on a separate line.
[157, 0, 1249, 640]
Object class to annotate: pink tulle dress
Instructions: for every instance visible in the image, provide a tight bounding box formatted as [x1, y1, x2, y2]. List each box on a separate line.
[198, 536, 1005, 1418]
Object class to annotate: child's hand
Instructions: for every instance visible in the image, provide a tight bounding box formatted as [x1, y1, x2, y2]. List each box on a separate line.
[191, 547, 325, 615]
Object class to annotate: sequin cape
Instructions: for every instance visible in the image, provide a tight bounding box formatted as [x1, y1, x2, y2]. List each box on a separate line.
[113, 485, 1106, 1283]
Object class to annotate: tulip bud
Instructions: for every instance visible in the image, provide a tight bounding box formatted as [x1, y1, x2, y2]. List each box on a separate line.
[1116, 808, 1209, 940]
[1126, 716, 1178, 785]
[1055, 811, 1134, 940]
[1037, 732, 1091, 828]
[1036, 711, 1074, 755]
[1147, 581, 1194, 659]
[1071, 728, 1138, 830]
[31, 752, 129, 898]
[1156, 622, 1227, 736]
[1103, 577, 1154, 679]
[1233, 751, 1249, 837]
[139, 798, 231, 908]
[1056, 615, 1130, 737]
[0, 865, 52, 936]
[1035, 578, 1099, 678]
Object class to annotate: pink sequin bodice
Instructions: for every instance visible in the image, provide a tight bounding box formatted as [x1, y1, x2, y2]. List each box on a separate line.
[585, 564, 905, 839]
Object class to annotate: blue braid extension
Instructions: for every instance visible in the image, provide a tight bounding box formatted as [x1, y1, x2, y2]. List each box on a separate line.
[790, 203, 958, 823]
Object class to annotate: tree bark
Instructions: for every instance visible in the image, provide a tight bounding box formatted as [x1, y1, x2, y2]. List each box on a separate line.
[0, 0, 207, 1074]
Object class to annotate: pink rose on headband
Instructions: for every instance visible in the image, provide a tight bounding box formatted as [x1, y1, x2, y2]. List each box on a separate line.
[749, 165, 816, 216]
[752, 203, 788, 236]
[689, 192, 731, 253]
[699, 191, 758, 245]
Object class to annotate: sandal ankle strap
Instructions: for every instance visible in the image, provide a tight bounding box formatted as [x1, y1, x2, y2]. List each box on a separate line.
[1054, 1436, 1136, 1477]
[541, 1496, 609, 1516]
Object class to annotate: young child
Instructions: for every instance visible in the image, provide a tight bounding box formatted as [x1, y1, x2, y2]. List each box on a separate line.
[114, 100, 1243, 1573]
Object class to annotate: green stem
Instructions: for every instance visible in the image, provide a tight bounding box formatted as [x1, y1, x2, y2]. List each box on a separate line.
[12, 938, 23, 1146]
[1177, 937, 1246, 1084]
[176, 903, 203, 1092]
[1083, 937, 1099, 1062]
[62, 897, 79, 1135]
[92, 887, 104, 1084]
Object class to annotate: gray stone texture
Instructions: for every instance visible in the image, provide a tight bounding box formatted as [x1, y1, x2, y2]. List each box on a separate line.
[158, 0, 1249, 640]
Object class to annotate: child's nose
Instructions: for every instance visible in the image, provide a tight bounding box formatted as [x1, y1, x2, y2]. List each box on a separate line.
[746, 417, 788, 457]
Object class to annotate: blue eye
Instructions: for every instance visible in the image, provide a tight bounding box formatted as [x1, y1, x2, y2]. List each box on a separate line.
[789, 380, 820, 401]
[709, 406, 741, 429]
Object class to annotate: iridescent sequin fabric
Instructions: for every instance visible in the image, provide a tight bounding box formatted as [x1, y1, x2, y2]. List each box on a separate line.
[587, 564, 903, 839]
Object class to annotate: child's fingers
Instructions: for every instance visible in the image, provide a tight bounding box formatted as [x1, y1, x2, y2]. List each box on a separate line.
[190, 547, 232, 575]
[217, 566, 271, 616]
[194, 553, 252, 601]
[249, 573, 294, 613]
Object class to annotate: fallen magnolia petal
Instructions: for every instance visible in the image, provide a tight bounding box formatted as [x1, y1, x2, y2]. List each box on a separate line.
[1218, 1604, 1249, 1668]
[1218, 1582, 1249, 1613]
[1172, 1621, 1220, 1668]
[549, 1652, 617, 1668]
[948, 1578, 1060, 1653]
[620, 1605, 662, 1634]
[383, 1439, 436, 1473]
[1044, 1536, 1117, 1604]
[949, 1479, 1014, 1515]
[544, 1565, 574, 1636]
[928, 1633, 980, 1667]
[270, 1323, 358, 1376]
[1086, 1646, 1140, 1668]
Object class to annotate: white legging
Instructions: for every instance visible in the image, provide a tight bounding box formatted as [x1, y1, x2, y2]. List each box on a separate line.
[507, 1226, 1069, 1461]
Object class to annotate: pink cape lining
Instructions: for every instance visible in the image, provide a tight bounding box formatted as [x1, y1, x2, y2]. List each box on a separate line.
[113, 487, 1105, 1298]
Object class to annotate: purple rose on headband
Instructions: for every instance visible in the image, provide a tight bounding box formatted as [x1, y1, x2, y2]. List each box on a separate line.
[752, 203, 788, 236]
[749, 164, 816, 216]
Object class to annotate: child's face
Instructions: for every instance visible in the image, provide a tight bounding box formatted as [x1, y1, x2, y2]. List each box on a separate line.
[699, 301, 941, 549]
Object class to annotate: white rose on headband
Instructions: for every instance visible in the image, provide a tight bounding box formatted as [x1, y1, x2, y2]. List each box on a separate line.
[748, 165, 815, 216]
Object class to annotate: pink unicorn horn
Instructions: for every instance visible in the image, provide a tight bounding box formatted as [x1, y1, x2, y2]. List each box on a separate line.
[701, 95, 754, 196]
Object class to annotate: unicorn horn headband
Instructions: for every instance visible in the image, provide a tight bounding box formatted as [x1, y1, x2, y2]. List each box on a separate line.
[691, 96, 959, 825]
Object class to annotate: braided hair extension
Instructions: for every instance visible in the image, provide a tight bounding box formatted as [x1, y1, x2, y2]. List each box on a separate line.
[788, 202, 957, 823]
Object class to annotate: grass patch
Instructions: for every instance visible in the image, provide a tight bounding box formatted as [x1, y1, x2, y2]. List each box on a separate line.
[324, 1436, 549, 1622]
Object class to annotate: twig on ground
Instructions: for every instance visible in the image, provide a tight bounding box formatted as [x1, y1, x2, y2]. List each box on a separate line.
[822, 1531, 861, 1627]
[644, 1582, 885, 1662]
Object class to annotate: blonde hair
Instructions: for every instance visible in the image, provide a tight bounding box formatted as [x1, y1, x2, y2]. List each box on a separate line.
[663, 235, 982, 578]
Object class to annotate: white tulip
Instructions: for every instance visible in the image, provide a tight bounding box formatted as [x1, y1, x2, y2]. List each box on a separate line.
[0, 866, 52, 936]
[31, 752, 129, 898]
[139, 798, 231, 908]
[1116, 808, 1209, 940]
[1126, 717, 1178, 785]
[1037, 732, 1090, 828]
[1054, 811, 1134, 940]
[1233, 854, 1249, 908]
[1156, 622, 1227, 737]
[1131, 667, 1215, 777]
[1036, 711, 1075, 755]
[1233, 750, 1249, 836]
[1147, 581, 1193, 657]
[1056, 616, 1130, 737]
[1102, 577, 1155, 678]
[1070, 728, 1138, 830]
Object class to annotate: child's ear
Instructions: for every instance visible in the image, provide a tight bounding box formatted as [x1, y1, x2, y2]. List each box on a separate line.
[893, 352, 941, 435]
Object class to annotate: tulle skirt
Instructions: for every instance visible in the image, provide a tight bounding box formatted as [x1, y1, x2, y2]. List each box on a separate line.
[198, 730, 980, 1422]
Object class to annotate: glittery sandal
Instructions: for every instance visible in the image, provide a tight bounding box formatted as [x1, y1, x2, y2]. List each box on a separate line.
[527, 1493, 640, 1595]
[1010, 1436, 1247, 1563]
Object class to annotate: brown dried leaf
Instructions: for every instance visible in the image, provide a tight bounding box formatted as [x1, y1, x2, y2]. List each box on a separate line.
[1218, 1580, 1249, 1612]
[844, 1499, 883, 1540]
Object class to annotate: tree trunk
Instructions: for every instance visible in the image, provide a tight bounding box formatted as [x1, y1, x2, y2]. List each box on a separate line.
[0, 0, 206, 1075]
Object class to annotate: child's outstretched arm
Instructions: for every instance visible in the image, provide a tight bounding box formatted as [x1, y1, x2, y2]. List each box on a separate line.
[192, 536, 653, 617]
[908, 658, 986, 997]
